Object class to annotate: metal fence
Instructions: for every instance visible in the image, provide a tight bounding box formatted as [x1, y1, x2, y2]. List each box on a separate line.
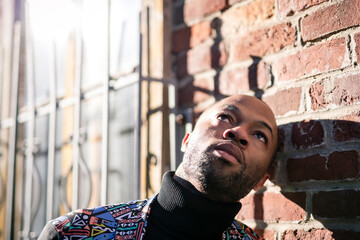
[0, 0, 181, 239]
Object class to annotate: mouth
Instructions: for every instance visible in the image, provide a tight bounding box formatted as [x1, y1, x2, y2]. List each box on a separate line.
[212, 142, 244, 165]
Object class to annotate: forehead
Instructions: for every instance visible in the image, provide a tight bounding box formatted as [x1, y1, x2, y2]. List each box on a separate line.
[207, 95, 277, 128]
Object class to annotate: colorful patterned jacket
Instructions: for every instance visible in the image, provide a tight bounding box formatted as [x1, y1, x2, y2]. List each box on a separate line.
[40, 195, 263, 240]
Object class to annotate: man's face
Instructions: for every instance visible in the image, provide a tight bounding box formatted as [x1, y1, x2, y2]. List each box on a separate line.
[181, 95, 278, 202]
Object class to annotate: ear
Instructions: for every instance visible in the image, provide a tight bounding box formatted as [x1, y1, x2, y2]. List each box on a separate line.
[181, 132, 192, 152]
[253, 173, 270, 191]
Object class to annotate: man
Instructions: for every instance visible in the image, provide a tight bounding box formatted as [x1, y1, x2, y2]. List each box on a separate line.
[39, 94, 278, 240]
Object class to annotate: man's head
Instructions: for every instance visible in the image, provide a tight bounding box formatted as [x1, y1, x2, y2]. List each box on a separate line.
[175, 95, 278, 202]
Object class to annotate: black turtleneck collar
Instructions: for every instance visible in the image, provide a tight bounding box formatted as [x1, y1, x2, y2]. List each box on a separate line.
[144, 171, 242, 240]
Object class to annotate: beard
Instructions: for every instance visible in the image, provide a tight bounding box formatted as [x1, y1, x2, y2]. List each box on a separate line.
[182, 140, 261, 202]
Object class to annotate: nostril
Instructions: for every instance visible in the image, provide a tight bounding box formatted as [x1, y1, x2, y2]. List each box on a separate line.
[227, 131, 235, 139]
[240, 139, 247, 146]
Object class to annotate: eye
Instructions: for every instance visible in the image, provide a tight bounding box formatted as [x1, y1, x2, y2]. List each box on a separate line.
[254, 132, 267, 144]
[216, 114, 232, 123]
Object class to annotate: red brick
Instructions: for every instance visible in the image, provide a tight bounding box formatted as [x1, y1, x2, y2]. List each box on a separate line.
[277, 0, 328, 18]
[178, 77, 213, 106]
[184, 0, 227, 23]
[232, 23, 295, 62]
[277, 127, 285, 152]
[287, 151, 359, 182]
[211, 41, 228, 69]
[173, 27, 191, 53]
[282, 229, 335, 240]
[327, 151, 359, 179]
[313, 190, 360, 218]
[291, 120, 324, 149]
[301, 0, 360, 41]
[219, 67, 250, 94]
[222, 0, 274, 35]
[185, 42, 227, 75]
[187, 45, 211, 75]
[238, 192, 306, 221]
[355, 33, 360, 63]
[333, 73, 360, 106]
[176, 53, 188, 78]
[219, 61, 271, 95]
[277, 38, 348, 81]
[172, 21, 211, 53]
[309, 80, 329, 111]
[263, 87, 301, 116]
[333, 112, 360, 142]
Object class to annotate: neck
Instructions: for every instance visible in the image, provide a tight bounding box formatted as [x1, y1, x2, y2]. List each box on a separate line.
[146, 171, 242, 239]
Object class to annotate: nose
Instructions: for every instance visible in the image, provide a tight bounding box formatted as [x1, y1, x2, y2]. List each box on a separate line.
[223, 127, 248, 148]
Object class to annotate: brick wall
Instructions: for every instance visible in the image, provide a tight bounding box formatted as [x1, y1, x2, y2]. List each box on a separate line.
[172, 0, 360, 239]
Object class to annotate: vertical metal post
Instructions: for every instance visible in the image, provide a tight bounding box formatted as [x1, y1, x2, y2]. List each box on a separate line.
[168, 83, 177, 170]
[46, 37, 57, 221]
[101, 0, 110, 205]
[5, 21, 21, 240]
[72, 0, 83, 211]
[135, 12, 142, 199]
[23, 1, 36, 237]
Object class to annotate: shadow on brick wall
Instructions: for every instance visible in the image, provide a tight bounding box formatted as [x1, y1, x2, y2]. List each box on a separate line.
[240, 119, 360, 238]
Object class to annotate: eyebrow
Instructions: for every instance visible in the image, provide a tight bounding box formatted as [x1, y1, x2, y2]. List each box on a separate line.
[221, 104, 274, 139]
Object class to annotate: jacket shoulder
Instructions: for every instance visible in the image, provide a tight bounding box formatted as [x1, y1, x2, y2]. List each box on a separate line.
[46, 199, 150, 238]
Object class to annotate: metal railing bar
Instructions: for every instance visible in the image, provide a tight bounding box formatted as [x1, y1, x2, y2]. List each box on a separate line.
[109, 72, 139, 90]
[0, 74, 142, 129]
[46, 37, 57, 221]
[23, 1, 36, 236]
[72, 0, 83, 211]
[109, 67, 138, 80]
[169, 84, 177, 170]
[141, 76, 177, 86]
[135, 11, 143, 199]
[5, 21, 21, 240]
[100, 0, 110, 205]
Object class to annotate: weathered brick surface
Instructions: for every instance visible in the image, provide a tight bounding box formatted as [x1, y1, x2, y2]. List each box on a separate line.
[238, 192, 306, 221]
[355, 33, 360, 63]
[287, 151, 359, 182]
[333, 73, 360, 106]
[178, 77, 213, 106]
[176, 52, 188, 78]
[313, 190, 360, 218]
[263, 87, 301, 116]
[232, 23, 295, 62]
[282, 229, 335, 240]
[277, 0, 328, 17]
[176, 41, 227, 77]
[172, 21, 211, 53]
[219, 61, 271, 94]
[301, 0, 360, 41]
[291, 120, 324, 149]
[309, 80, 329, 111]
[172, 0, 360, 236]
[333, 112, 360, 142]
[184, 0, 227, 23]
[222, 0, 275, 35]
[277, 38, 348, 81]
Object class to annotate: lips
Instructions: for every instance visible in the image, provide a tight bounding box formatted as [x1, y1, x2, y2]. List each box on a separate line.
[213, 142, 244, 164]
